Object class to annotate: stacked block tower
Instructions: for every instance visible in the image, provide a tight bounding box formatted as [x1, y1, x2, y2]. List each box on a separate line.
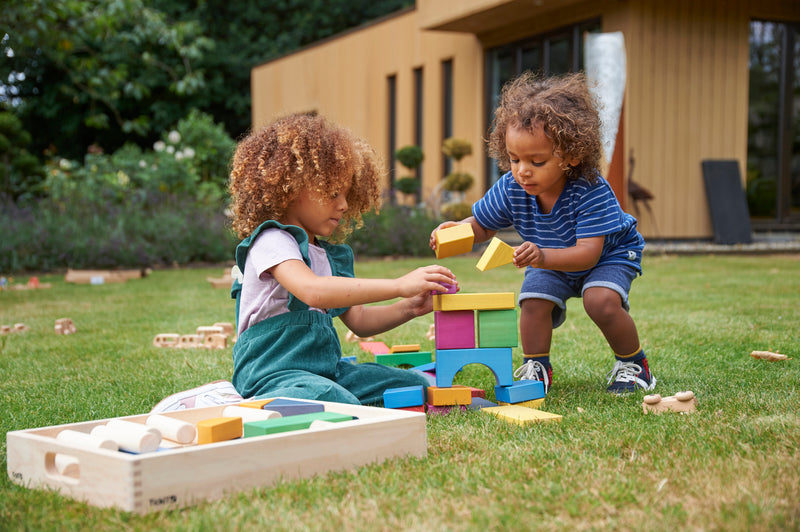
[428, 225, 546, 410]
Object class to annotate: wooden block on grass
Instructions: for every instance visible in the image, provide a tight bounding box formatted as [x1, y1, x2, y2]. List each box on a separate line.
[433, 292, 515, 311]
[494, 380, 545, 404]
[434, 224, 475, 259]
[389, 344, 421, 353]
[482, 405, 562, 425]
[499, 398, 545, 409]
[426, 385, 472, 406]
[476, 237, 515, 271]
[642, 391, 697, 414]
[383, 385, 425, 409]
[359, 341, 390, 354]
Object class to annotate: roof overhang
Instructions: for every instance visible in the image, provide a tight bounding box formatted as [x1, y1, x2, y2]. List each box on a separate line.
[418, 0, 588, 33]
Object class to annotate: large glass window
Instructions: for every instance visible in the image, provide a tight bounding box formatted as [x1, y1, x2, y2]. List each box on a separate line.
[747, 20, 800, 227]
[484, 20, 601, 188]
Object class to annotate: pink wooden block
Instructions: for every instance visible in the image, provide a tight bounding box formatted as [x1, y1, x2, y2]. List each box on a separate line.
[434, 310, 475, 350]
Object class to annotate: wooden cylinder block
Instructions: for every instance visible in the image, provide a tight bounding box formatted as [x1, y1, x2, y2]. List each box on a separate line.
[145, 414, 196, 444]
[56, 429, 118, 452]
[94, 420, 161, 453]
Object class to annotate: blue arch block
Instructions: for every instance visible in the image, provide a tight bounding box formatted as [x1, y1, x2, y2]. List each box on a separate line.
[435, 348, 513, 388]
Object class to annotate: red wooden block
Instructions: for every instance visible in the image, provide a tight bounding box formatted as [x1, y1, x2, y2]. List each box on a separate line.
[359, 341, 390, 354]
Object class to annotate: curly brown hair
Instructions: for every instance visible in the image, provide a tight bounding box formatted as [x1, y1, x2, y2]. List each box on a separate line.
[487, 72, 603, 183]
[228, 113, 382, 241]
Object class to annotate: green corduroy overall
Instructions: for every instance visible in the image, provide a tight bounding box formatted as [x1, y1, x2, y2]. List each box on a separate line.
[230, 220, 429, 405]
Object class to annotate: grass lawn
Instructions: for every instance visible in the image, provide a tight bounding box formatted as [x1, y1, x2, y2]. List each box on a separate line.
[1, 254, 799, 530]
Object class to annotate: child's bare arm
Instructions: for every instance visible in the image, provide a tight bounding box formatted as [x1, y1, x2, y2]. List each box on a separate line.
[513, 236, 604, 271]
[428, 216, 496, 251]
[339, 291, 433, 338]
[270, 260, 456, 310]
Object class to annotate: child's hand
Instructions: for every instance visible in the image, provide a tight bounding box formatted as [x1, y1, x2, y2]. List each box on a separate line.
[397, 265, 457, 298]
[429, 221, 462, 252]
[513, 241, 545, 268]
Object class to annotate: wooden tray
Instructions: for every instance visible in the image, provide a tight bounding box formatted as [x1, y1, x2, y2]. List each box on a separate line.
[6, 399, 426, 513]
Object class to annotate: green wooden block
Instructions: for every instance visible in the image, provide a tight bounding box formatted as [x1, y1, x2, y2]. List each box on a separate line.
[243, 411, 353, 437]
[477, 309, 518, 348]
[374, 351, 433, 367]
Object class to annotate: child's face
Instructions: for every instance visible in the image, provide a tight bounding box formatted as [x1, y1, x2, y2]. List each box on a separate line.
[506, 124, 578, 202]
[283, 182, 351, 242]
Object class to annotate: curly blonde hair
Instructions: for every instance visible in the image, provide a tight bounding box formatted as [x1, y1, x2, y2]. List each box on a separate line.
[229, 113, 382, 241]
[487, 72, 603, 183]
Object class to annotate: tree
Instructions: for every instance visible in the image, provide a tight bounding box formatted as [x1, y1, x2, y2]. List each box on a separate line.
[0, 110, 45, 200]
[160, 0, 414, 140]
[1, 0, 413, 163]
[2, 0, 214, 160]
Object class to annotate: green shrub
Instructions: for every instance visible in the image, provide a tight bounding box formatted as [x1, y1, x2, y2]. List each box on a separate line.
[0, 194, 236, 273]
[395, 176, 420, 195]
[442, 137, 472, 161]
[346, 205, 440, 258]
[443, 172, 474, 192]
[395, 145, 424, 170]
[441, 202, 473, 221]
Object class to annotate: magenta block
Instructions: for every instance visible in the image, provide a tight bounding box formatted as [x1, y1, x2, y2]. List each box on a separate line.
[434, 310, 475, 350]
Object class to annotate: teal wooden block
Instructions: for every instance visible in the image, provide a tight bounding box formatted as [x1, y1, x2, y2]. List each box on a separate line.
[243, 411, 353, 437]
[375, 351, 433, 367]
[477, 309, 518, 348]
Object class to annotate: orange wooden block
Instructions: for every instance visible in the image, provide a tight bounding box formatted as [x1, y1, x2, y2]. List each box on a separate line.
[196, 417, 243, 444]
[238, 399, 276, 409]
[434, 224, 475, 259]
[389, 344, 421, 353]
[427, 385, 472, 406]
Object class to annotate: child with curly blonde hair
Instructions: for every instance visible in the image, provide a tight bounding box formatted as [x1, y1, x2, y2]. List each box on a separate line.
[430, 72, 654, 395]
[221, 112, 456, 405]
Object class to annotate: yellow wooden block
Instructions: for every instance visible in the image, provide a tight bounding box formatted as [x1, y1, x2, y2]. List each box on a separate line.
[389, 344, 421, 353]
[432, 292, 516, 311]
[196, 417, 243, 444]
[498, 398, 545, 409]
[238, 399, 276, 409]
[427, 385, 473, 406]
[482, 405, 562, 425]
[476, 237, 515, 271]
[435, 224, 475, 259]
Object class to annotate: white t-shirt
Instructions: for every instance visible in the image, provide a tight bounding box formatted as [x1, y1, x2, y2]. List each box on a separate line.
[237, 228, 332, 336]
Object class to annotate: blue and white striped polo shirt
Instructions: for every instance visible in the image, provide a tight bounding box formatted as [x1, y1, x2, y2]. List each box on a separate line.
[472, 171, 644, 276]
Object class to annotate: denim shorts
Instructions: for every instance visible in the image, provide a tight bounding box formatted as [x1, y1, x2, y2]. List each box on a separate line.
[519, 263, 639, 328]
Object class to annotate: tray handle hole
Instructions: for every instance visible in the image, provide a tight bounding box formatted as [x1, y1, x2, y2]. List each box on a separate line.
[45, 452, 81, 482]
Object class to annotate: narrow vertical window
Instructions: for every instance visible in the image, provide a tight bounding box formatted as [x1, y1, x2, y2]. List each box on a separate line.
[442, 59, 454, 177]
[413, 67, 424, 185]
[387, 74, 397, 201]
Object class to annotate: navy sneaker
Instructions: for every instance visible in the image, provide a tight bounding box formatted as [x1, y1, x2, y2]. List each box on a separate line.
[513, 359, 553, 394]
[606, 358, 656, 394]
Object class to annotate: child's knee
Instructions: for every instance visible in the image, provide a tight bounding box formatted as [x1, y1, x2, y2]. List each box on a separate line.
[583, 287, 623, 321]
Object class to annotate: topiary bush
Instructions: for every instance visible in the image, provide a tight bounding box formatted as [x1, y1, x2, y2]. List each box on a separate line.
[346, 205, 440, 258]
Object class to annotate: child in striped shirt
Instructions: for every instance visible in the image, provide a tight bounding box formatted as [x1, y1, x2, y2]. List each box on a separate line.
[430, 72, 655, 394]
